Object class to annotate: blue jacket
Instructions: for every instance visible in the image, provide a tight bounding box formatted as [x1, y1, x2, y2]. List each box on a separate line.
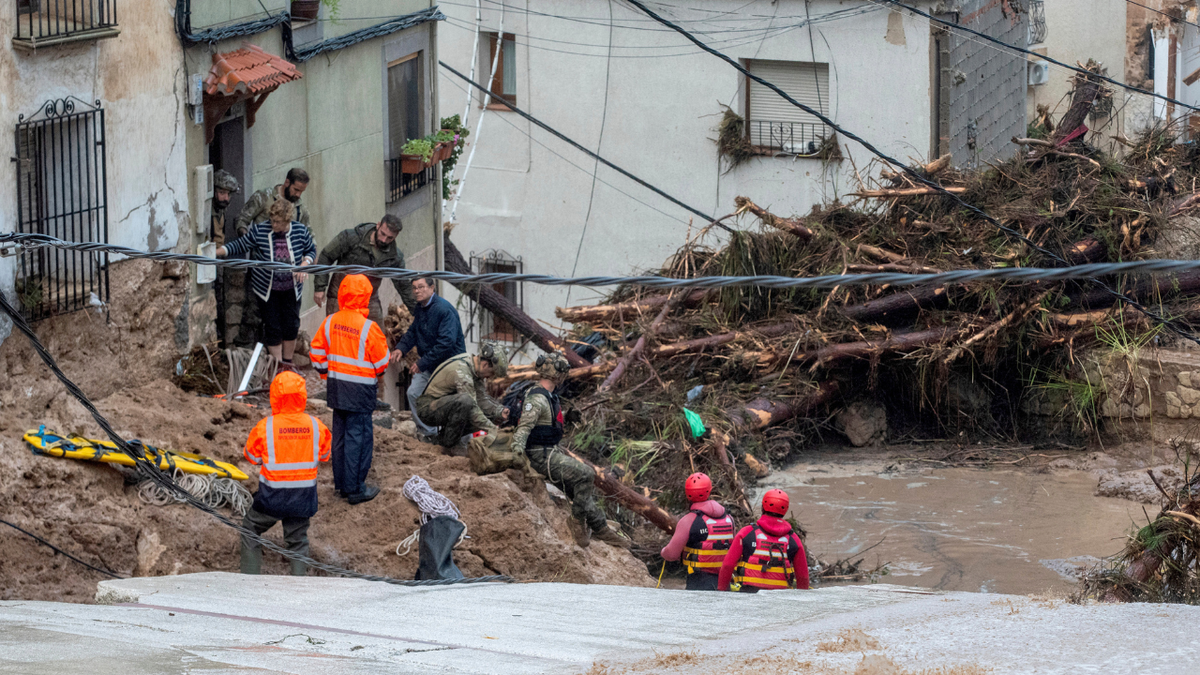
[223, 221, 317, 302]
[396, 294, 465, 373]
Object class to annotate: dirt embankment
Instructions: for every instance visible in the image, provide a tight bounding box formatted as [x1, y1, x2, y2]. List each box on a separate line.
[0, 260, 651, 603]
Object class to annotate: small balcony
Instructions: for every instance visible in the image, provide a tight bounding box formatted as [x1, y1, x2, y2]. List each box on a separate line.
[13, 0, 119, 51]
[747, 120, 831, 157]
[1028, 0, 1047, 46]
[386, 159, 435, 203]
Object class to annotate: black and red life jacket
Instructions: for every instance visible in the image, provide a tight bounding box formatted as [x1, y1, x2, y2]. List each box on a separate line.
[733, 525, 798, 590]
[682, 509, 735, 575]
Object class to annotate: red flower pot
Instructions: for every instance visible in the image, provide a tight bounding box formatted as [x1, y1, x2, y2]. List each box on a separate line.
[400, 154, 426, 174]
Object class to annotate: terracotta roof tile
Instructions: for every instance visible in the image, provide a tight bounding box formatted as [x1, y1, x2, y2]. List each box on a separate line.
[204, 43, 302, 97]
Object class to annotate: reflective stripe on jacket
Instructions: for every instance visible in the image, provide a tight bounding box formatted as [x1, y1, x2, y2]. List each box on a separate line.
[682, 510, 736, 574]
[733, 527, 798, 589]
[310, 274, 390, 412]
[243, 371, 332, 519]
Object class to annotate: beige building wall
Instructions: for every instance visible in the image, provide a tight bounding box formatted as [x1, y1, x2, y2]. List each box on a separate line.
[1027, 0, 1128, 150]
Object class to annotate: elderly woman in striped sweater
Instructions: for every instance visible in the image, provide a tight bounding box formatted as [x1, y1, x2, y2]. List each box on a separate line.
[217, 199, 317, 370]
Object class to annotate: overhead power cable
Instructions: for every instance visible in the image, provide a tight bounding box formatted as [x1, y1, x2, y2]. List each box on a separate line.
[0, 290, 510, 588]
[877, 0, 1200, 115]
[620, 0, 1200, 346]
[0, 518, 124, 579]
[10, 231, 1200, 291]
[438, 60, 732, 232]
[1125, 0, 1200, 32]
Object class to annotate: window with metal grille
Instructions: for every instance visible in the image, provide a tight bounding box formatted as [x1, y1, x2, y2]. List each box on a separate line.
[13, 0, 119, 50]
[468, 251, 522, 343]
[14, 98, 109, 321]
[744, 59, 830, 156]
[1028, 0, 1046, 45]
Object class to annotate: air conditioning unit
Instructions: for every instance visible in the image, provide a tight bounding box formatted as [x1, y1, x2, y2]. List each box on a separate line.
[1028, 60, 1050, 86]
[192, 164, 213, 236]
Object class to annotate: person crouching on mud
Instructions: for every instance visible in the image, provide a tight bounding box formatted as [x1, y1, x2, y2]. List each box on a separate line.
[415, 342, 509, 449]
[240, 371, 332, 576]
[660, 472, 735, 590]
[718, 489, 810, 592]
[510, 352, 629, 549]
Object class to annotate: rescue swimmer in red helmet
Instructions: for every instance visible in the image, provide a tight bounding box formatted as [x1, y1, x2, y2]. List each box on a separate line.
[660, 472, 736, 591]
[718, 488, 810, 592]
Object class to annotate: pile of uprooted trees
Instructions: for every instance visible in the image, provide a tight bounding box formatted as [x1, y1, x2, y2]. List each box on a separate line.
[440, 69, 1200, 534]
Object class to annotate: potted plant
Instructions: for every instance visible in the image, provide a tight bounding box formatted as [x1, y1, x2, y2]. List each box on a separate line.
[399, 138, 434, 174]
[434, 129, 456, 161]
[438, 115, 471, 199]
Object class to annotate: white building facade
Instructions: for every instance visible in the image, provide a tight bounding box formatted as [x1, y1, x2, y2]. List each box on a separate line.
[436, 0, 1029, 358]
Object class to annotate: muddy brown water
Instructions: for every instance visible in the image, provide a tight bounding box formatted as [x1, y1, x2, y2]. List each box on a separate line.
[778, 466, 1145, 595]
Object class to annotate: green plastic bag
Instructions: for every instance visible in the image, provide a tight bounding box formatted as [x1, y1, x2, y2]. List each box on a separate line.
[682, 408, 706, 439]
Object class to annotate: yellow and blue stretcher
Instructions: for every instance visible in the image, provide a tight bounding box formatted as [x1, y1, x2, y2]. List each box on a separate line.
[24, 425, 248, 481]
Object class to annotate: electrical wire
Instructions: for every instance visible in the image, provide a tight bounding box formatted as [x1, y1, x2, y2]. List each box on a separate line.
[0, 518, 125, 579]
[1126, 0, 1200, 32]
[876, 0, 1200, 115]
[13, 231, 1200, 291]
[618, 0, 1200, 346]
[438, 74, 690, 225]
[439, 60, 731, 232]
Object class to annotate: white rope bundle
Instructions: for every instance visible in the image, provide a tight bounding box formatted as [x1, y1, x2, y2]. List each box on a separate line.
[138, 469, 252, 516]
[396, 475, 466, 556]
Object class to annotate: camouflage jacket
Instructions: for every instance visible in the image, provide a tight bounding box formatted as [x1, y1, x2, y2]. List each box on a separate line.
[510, 389, 554, 455]
[312, 223, 416, 311]
[233, 185, 310, 238]
[423, 354, 505, 424]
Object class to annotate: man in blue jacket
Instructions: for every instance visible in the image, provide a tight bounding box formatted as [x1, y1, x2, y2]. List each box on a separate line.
[393, 277, 466, 439]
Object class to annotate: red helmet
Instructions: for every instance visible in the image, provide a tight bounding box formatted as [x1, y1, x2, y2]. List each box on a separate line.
[762, 489, 790, 516]
[684, 473, 712, 502]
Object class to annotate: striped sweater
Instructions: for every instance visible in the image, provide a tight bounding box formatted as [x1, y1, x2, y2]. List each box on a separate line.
[223, 221, 317, 302]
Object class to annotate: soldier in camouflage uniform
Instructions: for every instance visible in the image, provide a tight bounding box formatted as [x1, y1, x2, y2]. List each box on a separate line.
[415, 345, 509, 449]
[511, 353, 630, 549]
[234, 168, 311, 237]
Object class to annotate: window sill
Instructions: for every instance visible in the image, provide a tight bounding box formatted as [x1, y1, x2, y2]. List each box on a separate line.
[12, 25, 120, 52]
[485, 101, 516, 111]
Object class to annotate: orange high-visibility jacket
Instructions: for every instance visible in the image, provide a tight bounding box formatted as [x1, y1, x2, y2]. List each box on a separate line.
[244, 371, 332, 518]
[310, 274, 390, 412]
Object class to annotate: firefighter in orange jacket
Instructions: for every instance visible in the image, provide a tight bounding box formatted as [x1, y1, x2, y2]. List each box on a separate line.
[309, 274, 390, 504]
[241, 371, 332, 576]
[718, 489, 810, 592]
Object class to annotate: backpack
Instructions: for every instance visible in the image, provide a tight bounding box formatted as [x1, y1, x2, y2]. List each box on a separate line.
[499, 380, 538, 429]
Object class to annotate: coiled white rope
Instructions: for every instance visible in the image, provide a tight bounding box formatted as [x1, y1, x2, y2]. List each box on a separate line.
[396, 475, 467, 556]
[138, 469, 252, 516]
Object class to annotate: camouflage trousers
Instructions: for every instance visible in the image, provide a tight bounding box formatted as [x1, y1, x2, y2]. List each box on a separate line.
[527, 446, 607, 532]
[416, 392, 495, 448]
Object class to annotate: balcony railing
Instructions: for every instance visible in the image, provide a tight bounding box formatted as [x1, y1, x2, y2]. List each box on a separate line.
[386, 159, 434, 203]
[1028, 0, 1047, 45]
[14, 0, 119, 50]
[747, 120, 830, 156]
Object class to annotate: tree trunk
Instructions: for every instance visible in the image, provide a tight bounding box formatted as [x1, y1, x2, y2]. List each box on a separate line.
[851, 187, 967, 198]
[734, 196, 815, 242]
[840, 285, 949, 324]
[725, 380, 840, 432]
[1053, 66, 1102, 144]
[1066, 237, 1106, 265]
[562, 449, 677, 533]
[444, 234, 589, 368]
[801, 328, 958, 368]
[556, 289, 710, 324]
[1068, 271, 1200, 309]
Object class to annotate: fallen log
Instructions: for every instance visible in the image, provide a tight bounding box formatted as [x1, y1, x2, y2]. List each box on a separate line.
[851, 187, 967, 198]
[725, 380, 840, 432]
[599, 291, 685, 392]
[734, 196, 815, 242]
[562, 448, 677, 533]
[1052, 64, 1102, 145]
[802, 327, 959, 369]
[857, 244, 907, 264]
[444, 234, 589, 369]
[880, 153, 951, 181]
[555, 289, 709, 324]
[846, 263, 942, 275]
[1065, 237, 1106, 265]
[840, 285, 949, 325]
[1068, 271, 1200, 310]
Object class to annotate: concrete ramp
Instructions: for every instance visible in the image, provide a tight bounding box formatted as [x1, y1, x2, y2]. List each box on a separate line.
[0, 573, 1196, 673]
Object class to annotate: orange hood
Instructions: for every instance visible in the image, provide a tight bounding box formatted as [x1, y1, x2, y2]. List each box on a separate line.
[270, 371, 308, 414]
[338, 274, 373, 316]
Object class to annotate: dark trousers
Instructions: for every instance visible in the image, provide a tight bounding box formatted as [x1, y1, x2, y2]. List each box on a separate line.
[240, 507, 310, 576]
[685, 570, 720, 591]
[332, 408, 374, 495]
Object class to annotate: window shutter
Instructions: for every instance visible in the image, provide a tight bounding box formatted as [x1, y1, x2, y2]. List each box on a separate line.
[747, 60, 829, 124]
